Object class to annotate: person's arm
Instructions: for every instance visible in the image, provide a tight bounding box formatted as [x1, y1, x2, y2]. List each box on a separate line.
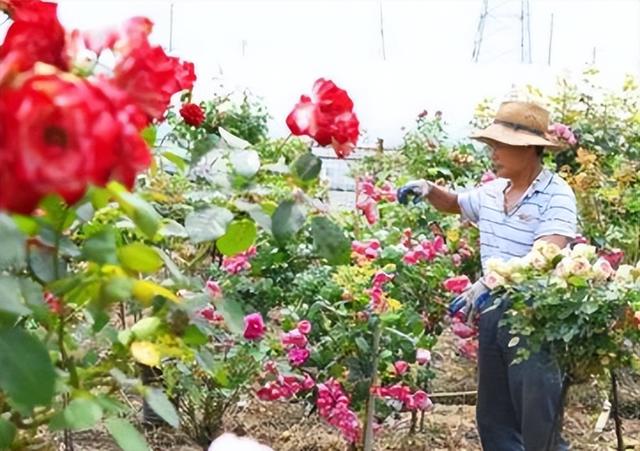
[425, 183, 461, 214]
[534, 187, 578, 248]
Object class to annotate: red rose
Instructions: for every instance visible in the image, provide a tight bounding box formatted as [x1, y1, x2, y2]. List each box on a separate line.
[286, 78, 359, 158]
[0, 74, 119, 213]
[113, 42, 195, 122]
[0, 1, 67, 77]
[0, 73, 152, 214]
[180, 103, 205, 127]
[92, 78, 151, 189]
[599, 248, 624, 270]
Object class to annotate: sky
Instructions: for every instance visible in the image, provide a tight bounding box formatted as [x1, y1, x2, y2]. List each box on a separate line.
[7, 0, 640, 146]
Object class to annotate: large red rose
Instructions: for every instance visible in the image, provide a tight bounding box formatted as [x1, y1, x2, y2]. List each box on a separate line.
[0, 0, 67, 76]
[0, 73, 152, 214]
[286, 78, 359, 158]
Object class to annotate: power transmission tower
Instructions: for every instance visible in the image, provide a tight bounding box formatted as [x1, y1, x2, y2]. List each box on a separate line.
[472, 0, 532, 64]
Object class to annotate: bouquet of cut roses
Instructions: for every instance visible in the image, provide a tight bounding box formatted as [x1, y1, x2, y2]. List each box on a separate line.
[485, 241, 640, 382]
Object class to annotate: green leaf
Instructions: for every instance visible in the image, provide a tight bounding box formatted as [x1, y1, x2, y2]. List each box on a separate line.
[216, 219, 257, 256]
[230, 149, 261, 178]
[567, 276, 588, 288]
[183, 324, 208, 346]
[293, 152, 322, 181]
[0, 214, 26, 270]
[27, 245, 66, 283]
[216, 297, 244, 335]
[0, 276, 31, 317]
[0, 327, 55, 409]
[0, 417, 16, 449]
[141, 126, 157, 147]
[144, 388, 180, 428]
[108, 183, 162, 239]
[310, 217, 351, 265]
[131, 317, 161, 340]
[185, 207, 233, 243]
[234, 200, 271, 232]
[355, 336, 370, 354]
[118, 243, 163, 273]
[101, 276, 134, 303]
[82, 229, 118, 265]
[159, 219, 188, 238]
[105, 418, 149, 451]
[162, 151, 188, 173]
[50, 398, 103, 431]
[272, 200, 305, 243]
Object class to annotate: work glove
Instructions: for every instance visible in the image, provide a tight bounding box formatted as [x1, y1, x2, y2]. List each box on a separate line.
[397, 179, 433, 205]
[448, 279, 491, 323]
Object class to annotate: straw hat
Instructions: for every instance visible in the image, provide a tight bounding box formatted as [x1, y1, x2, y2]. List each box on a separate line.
[471, 101, 562, 149]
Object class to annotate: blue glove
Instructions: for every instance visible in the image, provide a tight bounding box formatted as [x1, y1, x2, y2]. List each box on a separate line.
[447, 280, 490, 322]
[397, 180, 432, 205]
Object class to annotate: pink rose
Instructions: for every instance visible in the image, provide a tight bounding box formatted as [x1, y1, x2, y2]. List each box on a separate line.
[288, 347, 310, 367]
[297, 320, 312, 335]
[393, 360, 409, 376]
[281, 329, 308, 347]
[443, 275, 471, 294]
[243, 313, 266, 340]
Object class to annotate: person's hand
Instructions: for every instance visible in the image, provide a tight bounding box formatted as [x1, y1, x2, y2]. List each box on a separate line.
[397, 179, 433, 205]
[448, 279, 490, 322]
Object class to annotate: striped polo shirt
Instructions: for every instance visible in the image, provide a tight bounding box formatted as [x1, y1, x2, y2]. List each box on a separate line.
[457, 168, 577, 273]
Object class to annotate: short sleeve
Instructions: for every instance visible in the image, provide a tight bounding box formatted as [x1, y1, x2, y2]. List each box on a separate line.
[457, 187, 482, 223]
[534, 186, 577, 240]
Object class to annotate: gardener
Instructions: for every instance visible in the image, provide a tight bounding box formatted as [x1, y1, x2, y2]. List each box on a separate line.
[398, 101, 577, 451]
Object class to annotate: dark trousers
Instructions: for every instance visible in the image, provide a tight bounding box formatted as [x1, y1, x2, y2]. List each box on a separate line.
[476, 298, 569, 451]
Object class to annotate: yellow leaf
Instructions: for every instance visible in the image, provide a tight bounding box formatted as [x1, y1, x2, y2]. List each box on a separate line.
[130, 341, 160, 367]
[132, 280, 179, 305]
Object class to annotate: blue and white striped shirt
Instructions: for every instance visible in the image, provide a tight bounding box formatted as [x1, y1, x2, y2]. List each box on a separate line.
[457, 169, 577, 273]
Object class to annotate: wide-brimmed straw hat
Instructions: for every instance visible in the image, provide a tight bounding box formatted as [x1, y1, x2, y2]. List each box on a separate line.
[471, 101, 563, 150]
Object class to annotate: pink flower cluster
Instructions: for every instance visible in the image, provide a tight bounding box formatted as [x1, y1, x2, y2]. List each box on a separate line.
[257, 364, 315, 401]
[222, 246, 257, 274]
[372, 384, 433, 411]
[367, 271, 394, 313]
[549, 123, 578, 146]
[317, 378, 362, 444]
[403, 235, 446, 265]
[351, 239, 381, 261]
[356, 177, 396, 225]
[282, 320, 313, 367]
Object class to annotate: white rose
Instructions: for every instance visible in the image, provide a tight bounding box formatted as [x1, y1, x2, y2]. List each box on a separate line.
[571, 243, 597, 260]
[528, 251, 548, 271]
[509, 272, 526, 284]
[567, 256, 592, 277]
[533, 241, 562, 261]
[554, 257, 572, 278]
[614, 264, 635, 284]
[484, 271, 506, 289]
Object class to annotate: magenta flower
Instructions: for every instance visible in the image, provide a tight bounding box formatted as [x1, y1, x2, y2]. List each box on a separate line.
[243, 312, 265, 340]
